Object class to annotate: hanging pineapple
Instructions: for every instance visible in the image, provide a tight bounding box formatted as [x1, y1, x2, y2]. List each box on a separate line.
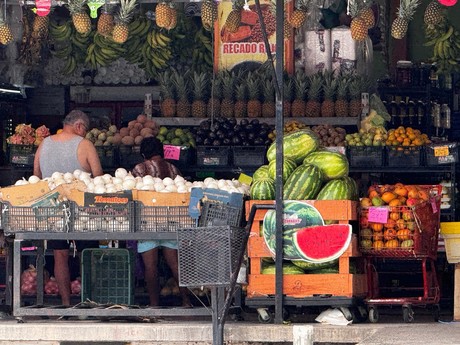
[155, 1, 176, 29]
[32, 13, 49, 39]
[289, 0, 312, 29]
[349, 0, 368, 41]
[201, 0, 218, 31]
[97, 5, 114, 37]
[112, 0, 137, 44]
[165, 4, 177, 30]
[391, 0, 420, 39]
[0, 5, 13, 45]
[424, 1, 445, 26]
[358, 6, 375, 29]
[224, 0, 244, 33]
[67, 0, 92, 35]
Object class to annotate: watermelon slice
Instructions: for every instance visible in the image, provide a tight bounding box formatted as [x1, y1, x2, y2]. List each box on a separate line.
[293, 224, 352, 263]
[35, 0, 51, 17]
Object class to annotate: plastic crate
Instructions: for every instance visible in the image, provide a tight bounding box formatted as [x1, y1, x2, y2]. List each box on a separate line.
[1, 201, 72, 234]
[387, 146, 422, 167]
[135, 204, 196, 232]
[8, 145, 36, 167]
[196, 146, 230, 167]
[232, 146, 267, 167]
[347, 146, 385, 167]
[198, 201, 244, 227]
[72, 201, 135, 232]
[177, 225, 246, 287]
[118, 145, 143, 169]
[81, 248, 134, 304]
[164, 145, 196, 169]
[425, 143, 458, 166]
[96, 146, 118, 169]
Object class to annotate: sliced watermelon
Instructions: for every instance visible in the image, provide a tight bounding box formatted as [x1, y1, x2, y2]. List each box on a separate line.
[292, 224, 352, 263]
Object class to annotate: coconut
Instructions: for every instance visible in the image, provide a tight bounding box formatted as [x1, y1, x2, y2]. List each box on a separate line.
[121, 136, 135, 146]
[129, 128, 140, 138]
[134, 135, 144, 145]
[119, 127, 130, 137]
[140, 128, 153, 137]
[137, 114, 147, 124]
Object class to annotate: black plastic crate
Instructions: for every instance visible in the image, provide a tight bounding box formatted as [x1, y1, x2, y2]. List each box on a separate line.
[118, 145, 143, 169]
[8, 145, 36, 167]
[164, 145, 196, 169]
[196, 146, 230, 167]
[96, 146, 118, 169]
[71, 201, 135, 232]
[81, 248, 134, 305]
[232, 146, 267, 167]
[198, 201, 244, 227]
[177, 226, 246, 287]
[387, 146, 422, 167]
[347, 146, 385, 167]
[135, 204, 196, 232]
[2, 201, 72, 234]
[425, 143, 458, 166]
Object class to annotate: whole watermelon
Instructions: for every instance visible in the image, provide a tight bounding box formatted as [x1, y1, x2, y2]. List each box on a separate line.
[283, 164, 323, 200]
[252, 165, 270, 180]
[342, 176, 359, 201]
[266, 129, 319, 164]
[261, 263, 305, 275]
[268, 157, 297, 183]
[250, 177, 275, 200]
[303, 151, 349, 180]
[316, 178, 353, 200]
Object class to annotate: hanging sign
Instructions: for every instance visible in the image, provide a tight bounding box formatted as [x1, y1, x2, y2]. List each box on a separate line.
[35, 0, 51, 17]
[438, 0, 457, 6]
[215, 0, 293, 73]
[367, 206, 389, 224]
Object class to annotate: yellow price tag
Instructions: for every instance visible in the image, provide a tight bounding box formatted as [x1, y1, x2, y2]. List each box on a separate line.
[238, 173, 252, 185]
[434, 146, 449, 157]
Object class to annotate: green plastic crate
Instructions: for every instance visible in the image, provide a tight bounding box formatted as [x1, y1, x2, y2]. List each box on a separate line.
[81, 248, 134, 305]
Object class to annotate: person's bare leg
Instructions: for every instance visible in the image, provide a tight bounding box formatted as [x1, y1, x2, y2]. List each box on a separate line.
[163, 248, 191, 307]
[141, 248, 160, 306]
[54, 249, 71, 306]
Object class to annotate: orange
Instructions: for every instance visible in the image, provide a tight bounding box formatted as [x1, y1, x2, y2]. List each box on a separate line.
[385, 239, 399, 248]
[381, 191, 397, 204]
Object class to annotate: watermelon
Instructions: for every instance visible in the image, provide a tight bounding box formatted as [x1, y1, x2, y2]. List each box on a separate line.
[342, 176, 359, 201]
[250, 178, 275, 200]
[266, 129, 319, 164]
[261, 263, 305, 275]
[292, 224, 352, 263]
[253, 165, 270, 180]
[291, 258, 339, 271]
[283, 164, 323, 200]
[268, 157, 297, 183]
[316, 178, 353, 200]
[262, 201, 324, 260]
[303, 151, 349, 180]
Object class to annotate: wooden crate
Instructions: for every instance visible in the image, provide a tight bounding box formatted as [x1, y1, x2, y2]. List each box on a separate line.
[245, 200, 367, 299]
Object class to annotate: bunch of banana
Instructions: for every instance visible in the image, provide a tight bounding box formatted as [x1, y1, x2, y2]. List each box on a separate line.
[71, 31, 93, 63]
[424, 22, 460, 75]
[49, 20, 72, 42]
[85, 32, 126, 69]
[139, 27, 173, 77]
[191, 27, 213, 73]
[49, 19, 80, 75]
[123, 17, 152, 64]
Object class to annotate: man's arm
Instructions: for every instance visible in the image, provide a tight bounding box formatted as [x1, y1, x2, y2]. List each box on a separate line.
[33, 144, 43, 178]
[81, 139, 103, 177]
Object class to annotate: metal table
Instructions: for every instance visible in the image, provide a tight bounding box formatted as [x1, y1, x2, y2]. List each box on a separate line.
[10, 231, 212, 318]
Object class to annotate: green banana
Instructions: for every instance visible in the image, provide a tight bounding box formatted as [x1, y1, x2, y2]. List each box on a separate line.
[440, 26, 454, 42]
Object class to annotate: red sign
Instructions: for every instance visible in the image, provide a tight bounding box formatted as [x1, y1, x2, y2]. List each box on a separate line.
[163, 145, 181, 160]
[368, 206, 389, 224]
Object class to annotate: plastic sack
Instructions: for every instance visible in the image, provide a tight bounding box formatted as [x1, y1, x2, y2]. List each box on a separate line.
[315, 308, 352, 326]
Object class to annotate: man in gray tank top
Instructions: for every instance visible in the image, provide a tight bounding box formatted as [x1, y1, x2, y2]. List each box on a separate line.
[33, 110, 103, 306]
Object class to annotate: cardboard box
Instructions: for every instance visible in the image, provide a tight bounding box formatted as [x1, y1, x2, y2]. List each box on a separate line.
[304, 29, 332, 75]
[189, 187, 245, 219]
[133, 190, 190, 207]
[68, 189, 133, 207]
[330, 26, 357, 74]
[0, 181, 50, 206]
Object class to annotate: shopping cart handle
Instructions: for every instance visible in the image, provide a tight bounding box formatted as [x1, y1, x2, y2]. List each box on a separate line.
[246, 203, 276, 229]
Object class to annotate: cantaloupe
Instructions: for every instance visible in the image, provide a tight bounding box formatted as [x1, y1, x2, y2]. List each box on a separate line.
[121, 136, 135, 146]
[140, 128, 153, 137]
[119, 127, 129, 137]
[137, 114, 147, 124]
[129, 128, 140, 138]
[134, 135, 144, 145]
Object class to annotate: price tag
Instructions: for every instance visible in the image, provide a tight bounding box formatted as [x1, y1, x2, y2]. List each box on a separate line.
[87, 0, 105, 18]
[367, 206, 389, 224]
[434, 146, 449, 157]
[163, 145, 181, 160]
[238, 173, 252, 186]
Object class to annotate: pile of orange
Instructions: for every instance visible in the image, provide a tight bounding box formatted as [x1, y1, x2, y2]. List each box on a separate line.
[385, 126, 431, 147]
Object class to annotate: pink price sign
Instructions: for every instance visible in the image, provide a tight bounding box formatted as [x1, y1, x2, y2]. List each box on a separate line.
[367, 206, 389, 224]
[163, 145, 181, 160]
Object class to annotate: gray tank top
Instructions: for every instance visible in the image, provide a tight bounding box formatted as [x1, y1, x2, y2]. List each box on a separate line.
[39, 136, 85, 178]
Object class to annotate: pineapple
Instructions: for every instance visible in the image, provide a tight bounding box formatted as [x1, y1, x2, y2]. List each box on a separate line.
[224, 0, 244, 33]
[391, 0, 420, 40]
[305, 74, 322, 118]
[262, 78, 276, 118]
[156, 2, 172, 29]
[191, 72, 208, 118]
[246, 73, 262, 118]
[359, 6, 375, 29]
[320, 71, 336, 118]
[234, 82, 247, 118]
[289, 0, 312, 29]
[349, 76, 363, 118]
[174, 71, 191, 117]
[0, 21, 13, 45]
[201, 0, 218, 31]
[283, 77, 293, 118]
[220, 72, 235, 118]
[32, 14, 49, 39]
[291, 72, 307, 117]
[112, 0, 137, 44]
[349, 0, 367, 42]
[165, 4, 177, 30]
[424, 1, 444, 26]
[97, 7, 114, 37]
[67, 0, 92, 35]
[335, 76, 349, 118]
[158, 70, 176, 117]
[207, 76, 222, 117]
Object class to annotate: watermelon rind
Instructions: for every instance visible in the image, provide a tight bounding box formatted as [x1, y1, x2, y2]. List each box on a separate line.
[268, 157, 297, 183]
[316, 178, 353, 200]
[283, 164, 323, 200]
[291, 258, 339, 271]
[261, 263, 305, 275]
[303, 151, 349, 181]
[266, 129, 320, 164]
[253, 165, 270, 180]
[292, 224, 352, 263]
[262, 201, 324, 260]
[250, 177, 275, 200]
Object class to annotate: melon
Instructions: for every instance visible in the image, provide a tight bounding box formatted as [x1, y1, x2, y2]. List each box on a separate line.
[250, 178, 275, 200]
[253, 165, 270, 180]
[261, 263, 305, 275]
[283, 164, 323, 200]
[268, 157, 297, 183]
[291, 258, 339, 271]
[303, 151, 349, 180]
[292, 224, 352, 263]
[266, 129, 319, 164]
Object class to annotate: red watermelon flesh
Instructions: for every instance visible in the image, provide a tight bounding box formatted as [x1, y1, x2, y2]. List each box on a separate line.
[293, 224, 352, 263]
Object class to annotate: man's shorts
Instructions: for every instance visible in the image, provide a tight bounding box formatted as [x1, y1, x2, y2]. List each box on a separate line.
[137, 240, 178, 253]
[47, 240, 99, 251]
